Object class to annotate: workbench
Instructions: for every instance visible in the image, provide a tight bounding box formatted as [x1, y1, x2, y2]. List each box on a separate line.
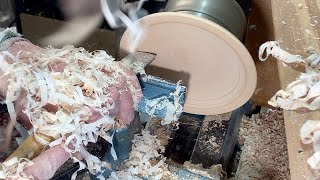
[248, 0, 320, 179]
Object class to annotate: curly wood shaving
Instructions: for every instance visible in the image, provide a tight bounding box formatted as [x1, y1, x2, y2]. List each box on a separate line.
[268, 71, 320, 110]
[259, 41, 320, 70]
[145, 80, 183, 125]
[300, 120, 320, 169]
[259, 41, 320, 110]
[0, 45, 141, 179]
[110, 131, 170, 180]
[259, 41, 320, 170]
[0, 157, 34, 179]
[259, 41, 304, 64]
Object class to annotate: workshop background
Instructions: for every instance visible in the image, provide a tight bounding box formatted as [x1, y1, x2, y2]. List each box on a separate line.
[2, 0, 318, 179]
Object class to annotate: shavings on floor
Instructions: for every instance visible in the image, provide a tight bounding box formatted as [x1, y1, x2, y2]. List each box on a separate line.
[182, 161, 225, 180]
[109, 130, 173, 180]
[235, 110, 290, 180]
[195, 113, 231, 161]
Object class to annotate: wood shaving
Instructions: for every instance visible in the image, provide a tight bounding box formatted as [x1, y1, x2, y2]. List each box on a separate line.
[182, 161, 225, 180]
[268, 71, 320, 110]
[235, 110, 290, 179]
[300, 120, 320, 169]
[306, 29, 312, 37]
[0, 44, 141, 179]
[311, 20, 318, 27]
[109, 130, 172, 180]
[259, 41, 320, 111]
[0, 157, 34, 179]
[259, 41, 320, 171]
[145, 80, 184, 125]
[259, 41, 304, 64]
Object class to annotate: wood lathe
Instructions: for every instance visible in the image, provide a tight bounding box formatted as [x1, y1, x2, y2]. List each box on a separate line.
[0, 0, 261, 179]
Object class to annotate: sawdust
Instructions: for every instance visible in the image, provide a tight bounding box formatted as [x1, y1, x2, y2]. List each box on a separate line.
[182, 161, 225, 180]
[197, 113, 231, 156]
[235, 110, 290, 180]
[147, 117, 173, 147]
[110, 131, 173, 179]
[202, 113, 231, 132]
[208, 137, 219, 150]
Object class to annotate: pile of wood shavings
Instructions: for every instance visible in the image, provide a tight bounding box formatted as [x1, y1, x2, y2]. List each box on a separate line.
[235, 110, 290, 179]
[0, 45, 140, 179]
[259, 41, 320, 111]
[144, 78, 184, 126]
[109, 131, 173, 180]
[268, 71, 320, 110]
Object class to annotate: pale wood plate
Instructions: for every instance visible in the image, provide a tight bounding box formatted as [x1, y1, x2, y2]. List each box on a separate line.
[120, 12, 257, 115]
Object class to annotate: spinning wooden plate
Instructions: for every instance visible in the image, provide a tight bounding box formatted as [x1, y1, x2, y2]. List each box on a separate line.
[120, 12, 257, 115]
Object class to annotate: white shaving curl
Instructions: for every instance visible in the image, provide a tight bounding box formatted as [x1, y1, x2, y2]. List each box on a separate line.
[259, 41, 320, 110]
[300, 120, 320, 169]
[268, 71, 320, 110]
[110, 131, 169, 180]
[259, 41, 320, 69]
[259, 41, 304, 64]
[0, 157, 34, 179]
[145, 80, 184, 125]
[0, 45, 142, 179]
